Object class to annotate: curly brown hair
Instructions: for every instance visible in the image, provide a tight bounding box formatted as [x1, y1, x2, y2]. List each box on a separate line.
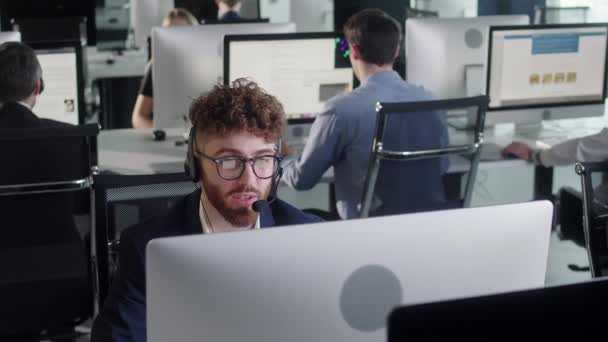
[189, 78, 286, 142]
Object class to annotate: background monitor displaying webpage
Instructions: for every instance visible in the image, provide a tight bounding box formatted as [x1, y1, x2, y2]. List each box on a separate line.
[224, 32, 354, 123]
[487, 24, 608, 110]
[33, 44, 83, 125]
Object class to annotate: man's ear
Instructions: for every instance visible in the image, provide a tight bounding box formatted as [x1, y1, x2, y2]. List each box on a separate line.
[394, 45, 401, 59]
[350, 44, 361, 60]
[32, 79, 42, 96]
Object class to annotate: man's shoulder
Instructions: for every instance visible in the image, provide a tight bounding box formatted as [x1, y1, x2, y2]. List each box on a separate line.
[120, 191, 200, 253]
[270, 198, 323, 225]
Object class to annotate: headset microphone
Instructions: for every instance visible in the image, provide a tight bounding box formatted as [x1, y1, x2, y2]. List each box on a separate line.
[252, 166, 283, 212]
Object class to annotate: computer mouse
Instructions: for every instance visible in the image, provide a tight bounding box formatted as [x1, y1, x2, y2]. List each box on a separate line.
[152, 129, 166, 141]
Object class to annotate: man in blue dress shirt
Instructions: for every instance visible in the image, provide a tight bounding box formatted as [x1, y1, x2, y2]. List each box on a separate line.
[282, 9, 449, 219]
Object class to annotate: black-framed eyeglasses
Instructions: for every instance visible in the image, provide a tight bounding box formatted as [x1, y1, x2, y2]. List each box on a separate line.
[197, 152, 282, 180]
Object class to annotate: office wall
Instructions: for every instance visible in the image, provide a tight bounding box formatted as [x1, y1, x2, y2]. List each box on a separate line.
[290, 0, 333, 32]
[547, 0, 608, 22]
[260, 0, 290, 24]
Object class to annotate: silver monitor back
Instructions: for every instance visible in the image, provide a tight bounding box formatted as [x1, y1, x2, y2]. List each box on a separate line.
[0, 31, 21, 44]
[147, 201, 553, 342]
[405, 15, 530, 100]
[152, 22, 296, 130]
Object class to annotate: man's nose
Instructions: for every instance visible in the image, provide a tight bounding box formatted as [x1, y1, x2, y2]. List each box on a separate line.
[237, 162, 257, 185]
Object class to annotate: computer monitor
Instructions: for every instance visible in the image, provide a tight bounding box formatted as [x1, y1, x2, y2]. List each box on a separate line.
[0, 0, 96, 45]
[152, 22, 296, 130]
[0, 31, 20, 44]
[405, 15, 530, 100]
[485, 24, 608, 126]
[147, 201, 553, 342]
[132, 0, 174, 49]
[30, 41, 85, 125]
[387, 278, 608, 341]
[224, 32, 354, 124]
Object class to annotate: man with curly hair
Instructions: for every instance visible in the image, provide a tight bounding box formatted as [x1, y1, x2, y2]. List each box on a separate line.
[91, 79, 321, 342]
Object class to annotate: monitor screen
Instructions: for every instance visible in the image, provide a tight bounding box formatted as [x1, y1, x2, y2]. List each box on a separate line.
[0, 0, 96, 45]
[224, 32, 354, 123]
[388, 278, 608, 341]
[487, 24, 608, 110]
[33, 44, 82, 125]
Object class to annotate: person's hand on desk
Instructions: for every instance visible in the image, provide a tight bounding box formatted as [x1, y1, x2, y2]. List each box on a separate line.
[502, 142, 533, 160]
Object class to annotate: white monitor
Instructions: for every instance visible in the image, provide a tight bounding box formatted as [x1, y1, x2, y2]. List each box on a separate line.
[131, 0, 174, 49]
[32, 42, 84, 125]
[0, 31, 21, 44]
[152, 22, 296, 130]
[224, 32, 353, 123]
[147, 201, 553, 342]
[405, 15, 530, 100]
[486, 24, 608, 125]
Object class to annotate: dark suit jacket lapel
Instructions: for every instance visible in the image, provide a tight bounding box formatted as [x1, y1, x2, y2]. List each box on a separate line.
[184, 188, 204, 234]
[259, 203, 275, 228]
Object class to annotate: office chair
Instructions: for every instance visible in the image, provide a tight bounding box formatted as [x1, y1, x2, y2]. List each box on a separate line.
[0, 124, 99, 341]
[93, 172, 198, 305]
[575, 161, 608, 278]
[360, 95, 488, 218]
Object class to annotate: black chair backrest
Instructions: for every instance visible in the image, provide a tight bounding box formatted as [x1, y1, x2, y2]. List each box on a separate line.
[360, 96, 488, 218]
[0, 124, 98, 338]
[575, 161, 608, 277]
[93, 172, 198, 305]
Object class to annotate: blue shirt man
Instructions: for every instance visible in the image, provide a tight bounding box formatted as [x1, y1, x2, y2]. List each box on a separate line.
[282, 9, 449, 219]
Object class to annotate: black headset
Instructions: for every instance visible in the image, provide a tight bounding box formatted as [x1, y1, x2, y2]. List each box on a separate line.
[184, 126, 283, 203]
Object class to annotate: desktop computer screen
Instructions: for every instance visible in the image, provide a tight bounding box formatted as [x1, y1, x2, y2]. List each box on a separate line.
[224, 32, 354, 123]
[486, 24, 608, 111]
[31, 42, 84, 125]
[152, 22, 296, 130]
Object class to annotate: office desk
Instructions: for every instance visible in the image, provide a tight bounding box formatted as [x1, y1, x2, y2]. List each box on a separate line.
[98, 116, 605, 176]
[98, 128, 478, 177]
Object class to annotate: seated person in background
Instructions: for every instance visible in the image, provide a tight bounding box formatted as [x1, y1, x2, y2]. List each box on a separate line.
[0, 42, 86, 340]
[282, 9, 449, 220]
[503, 131, 608, 243]
[92, 79, 321, 342]
[0, 42, 60, 128]
[213, 0, 244, 22]
[132, 8, 198, 129]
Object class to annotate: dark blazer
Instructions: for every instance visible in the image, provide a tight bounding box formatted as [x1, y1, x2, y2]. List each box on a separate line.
[91, 189, 321, 342]
[219, 10, 242, 22]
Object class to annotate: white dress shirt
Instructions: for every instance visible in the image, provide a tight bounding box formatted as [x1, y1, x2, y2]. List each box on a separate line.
[539, 128, 608, 166]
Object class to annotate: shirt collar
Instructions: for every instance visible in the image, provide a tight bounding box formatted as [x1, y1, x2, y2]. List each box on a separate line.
[361, 70, 402, 87]
[17, 101, 32, 110]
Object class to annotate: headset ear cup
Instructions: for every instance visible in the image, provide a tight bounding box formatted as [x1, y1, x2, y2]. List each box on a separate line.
[185, 127, 201, 182]
[268, 167, 283, 203]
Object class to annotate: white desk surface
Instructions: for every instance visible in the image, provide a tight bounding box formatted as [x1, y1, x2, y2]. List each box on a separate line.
[98, 115, 606, 176]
